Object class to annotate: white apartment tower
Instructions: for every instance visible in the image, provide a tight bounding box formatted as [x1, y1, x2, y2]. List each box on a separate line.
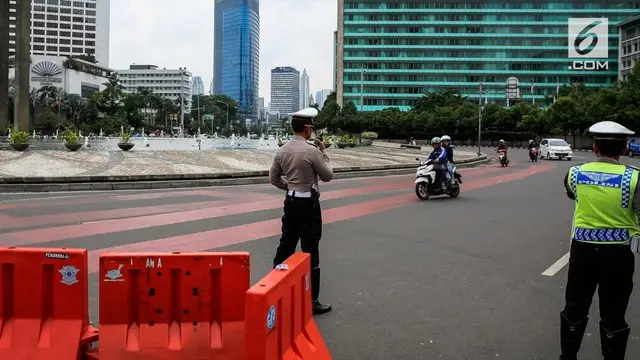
[192, 76, 205, 95]
[8, 0, 111, 65]
[299, 68, 310, 109]
[270, 66, 300, 115]
[118, 64, 192, 115]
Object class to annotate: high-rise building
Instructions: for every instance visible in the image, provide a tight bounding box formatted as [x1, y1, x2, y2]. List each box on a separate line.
[213, 0, 260, 120]
[619, 15, 640, 80]
[8, 0, 111, 65]
[336, 1, 640, 110]
[299, 68, 310, 109]
[192, 76, 205, 95]
[316, 89, 332, 108]
[118, 65, 192, 125]
[270, 66, 300, 115]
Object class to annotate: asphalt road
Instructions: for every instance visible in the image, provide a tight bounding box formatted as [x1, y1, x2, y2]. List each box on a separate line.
[1, 147, 639, 359]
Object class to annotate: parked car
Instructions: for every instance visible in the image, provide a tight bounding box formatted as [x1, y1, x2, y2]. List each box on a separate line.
[627, 137, 640, 157]
[539, 138, 573, 160]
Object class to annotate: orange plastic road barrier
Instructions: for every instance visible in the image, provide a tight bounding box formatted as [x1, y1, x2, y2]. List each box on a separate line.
[0, 247, 96, 360]
[98, 251, 250, 360]
[244, 253, 332, 360]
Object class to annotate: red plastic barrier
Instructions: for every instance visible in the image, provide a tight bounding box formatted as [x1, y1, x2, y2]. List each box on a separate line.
[244, 253, 332, 360]
[98, 251, 250, 360]
[0, 247, 93, 360]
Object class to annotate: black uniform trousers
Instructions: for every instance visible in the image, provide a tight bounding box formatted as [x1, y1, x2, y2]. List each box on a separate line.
[561, 240, 635, 359]
[273, 194, 323, 300]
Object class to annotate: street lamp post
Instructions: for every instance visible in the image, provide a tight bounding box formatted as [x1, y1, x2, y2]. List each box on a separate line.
[217, 100, 233, 134]
[477, 83, 483, 156]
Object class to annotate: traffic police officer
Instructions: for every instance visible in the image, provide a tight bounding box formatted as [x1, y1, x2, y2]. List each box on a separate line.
[269, 107, 334, 315]
[560, 121, 639, 360]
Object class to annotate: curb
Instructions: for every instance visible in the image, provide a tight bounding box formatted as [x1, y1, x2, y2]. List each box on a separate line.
[463, 145, 592, 152]
[0, 155, 489, 193]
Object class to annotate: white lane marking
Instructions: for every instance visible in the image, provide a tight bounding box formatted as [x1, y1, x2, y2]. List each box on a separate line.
[542, 252, 570, 276]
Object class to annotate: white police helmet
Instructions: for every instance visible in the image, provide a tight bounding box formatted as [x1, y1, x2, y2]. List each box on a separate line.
[589, 121, 634, 140]
[441, 135, 451, 141]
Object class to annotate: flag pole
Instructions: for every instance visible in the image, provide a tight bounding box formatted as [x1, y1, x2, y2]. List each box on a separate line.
[477, 82, 482, 156]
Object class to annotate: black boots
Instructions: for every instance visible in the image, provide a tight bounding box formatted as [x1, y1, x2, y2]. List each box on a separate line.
[311, 267, 332, 315]
[560, 312, 588, 360]
[600, 322, 630, 360]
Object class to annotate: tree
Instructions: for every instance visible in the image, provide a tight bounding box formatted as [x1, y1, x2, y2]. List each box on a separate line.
[60, 93, 86, 127]
[99, 73, 124, 116]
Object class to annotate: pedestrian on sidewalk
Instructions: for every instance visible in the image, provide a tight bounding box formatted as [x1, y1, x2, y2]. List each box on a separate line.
[269, 107, 334, 315]
[560, 121, 639, 360]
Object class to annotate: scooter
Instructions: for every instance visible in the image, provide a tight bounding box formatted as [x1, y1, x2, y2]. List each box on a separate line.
[529, 148, 538, 162]
[414, 158, 462, 201]
[498, 149, 509, 167]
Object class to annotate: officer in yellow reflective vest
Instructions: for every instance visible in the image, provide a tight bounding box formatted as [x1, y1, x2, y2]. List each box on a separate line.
[560, 121, 639, 360]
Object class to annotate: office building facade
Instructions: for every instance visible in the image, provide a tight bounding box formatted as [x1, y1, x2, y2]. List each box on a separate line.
[336, 1, 640, 110]
[270, 66, 300, 115]
[117, 65, 192, 124]
[316, 89, 333, 108]
[619, 14, 640, 80]
[8, 0, 111, 65]
[213, 0, 260, 120]
[300, 68, 310, 109]
[192, 76, 205, 95]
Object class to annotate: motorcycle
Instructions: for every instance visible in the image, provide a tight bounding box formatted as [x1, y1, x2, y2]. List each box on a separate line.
[414, 158, 462, 201]
[529, 148, 538, 162]
[498, 149, 509, 167]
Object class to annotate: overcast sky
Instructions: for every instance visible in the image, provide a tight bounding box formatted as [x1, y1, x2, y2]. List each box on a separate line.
[110, 0, 337, 104]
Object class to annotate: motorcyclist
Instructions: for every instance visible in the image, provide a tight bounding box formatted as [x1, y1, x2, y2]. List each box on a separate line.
[441, 135, 454, 183]
[496, 139, 508, 163]
[527, 139, 538, 150]
[427, 137, 448, 190]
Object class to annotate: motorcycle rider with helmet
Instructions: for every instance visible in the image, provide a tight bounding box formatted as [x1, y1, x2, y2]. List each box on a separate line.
[427, 137, 448, 190]
[497, 139, 508, 163]
[527, 139, 538, 149]
[441, 135, 454, 183]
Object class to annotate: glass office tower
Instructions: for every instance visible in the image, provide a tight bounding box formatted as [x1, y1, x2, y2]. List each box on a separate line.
[213, 0, 260, 120]
[336, 1, 640, 110]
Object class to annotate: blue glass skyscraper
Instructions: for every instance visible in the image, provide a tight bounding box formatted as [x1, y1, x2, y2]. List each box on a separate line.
[213, 0, 260, 120]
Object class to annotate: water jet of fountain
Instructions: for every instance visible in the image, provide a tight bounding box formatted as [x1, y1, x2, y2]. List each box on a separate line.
[84, 136, 89, 147]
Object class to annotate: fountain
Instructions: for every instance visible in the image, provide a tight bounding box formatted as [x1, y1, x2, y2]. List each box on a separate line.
[79, 130, 82, 137]
[230, 134, 236, 146]
[259, 137, 264, 147]
[99, 128, 104, 137]
[84, 136, 89, 147]
[120, 125, 124, 135]
[197, 127, 201, 138]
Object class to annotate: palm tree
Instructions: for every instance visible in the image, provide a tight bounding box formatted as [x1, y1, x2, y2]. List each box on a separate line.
[37, 86, 65, 117]
[0, 0, 9, 132]
[60, 93, 86, 127]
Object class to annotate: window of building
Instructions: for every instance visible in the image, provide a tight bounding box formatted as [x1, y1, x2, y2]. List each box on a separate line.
[85, 40, 95, 46]
[85, 17, 95, 24]
[46, 30, 57, 36]
[33, 45, 45, 51]
[85, 25, 95, 31]
[46, 38, 57, 44]
[46, 6, 58, 12]
[85, 10, 96, 16]
[33, 37, 45, 43]
[46, 14, 58, 21]
[73, 1, 83, 7]
[59, 38, 70, 44]
[59, 31, 70, 37]
[60, 23, 71, 29]
[60, 15, 71, 21]
[33, 21, 45, 27]
[85, 2, 96, 8]
[46, 22, 58, 28]
[34, 5, 46, 11]
[85, 33, 95, 39]
[33, 13, 46, 20]
[61, 0, 71, 5]
[72, 31, 83, 38]
[47, 0, 59, 5]
[46, 45, 57, 52]
[72, 16, 83, 22]
[33, 29, 45, 35]
[72, 39, 83, 45]
[60, 8, 71, 14]
[73, 9, 84, 15]
[72, 47, 83, 53]
[73, 24, 83, 30]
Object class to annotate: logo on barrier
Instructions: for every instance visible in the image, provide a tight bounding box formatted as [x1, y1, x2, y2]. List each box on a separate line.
[104, 264, 124, 282]
[267, 305, 276, 330]
[46, 252, 70, 260]
[59, 265, 80, 285]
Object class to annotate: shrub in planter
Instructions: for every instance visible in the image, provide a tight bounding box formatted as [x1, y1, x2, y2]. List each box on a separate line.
[9, 131, 30, 151]
[63, 130, 83, 151]
[361, 131, 378, 140]
[118, 131, 135, 151]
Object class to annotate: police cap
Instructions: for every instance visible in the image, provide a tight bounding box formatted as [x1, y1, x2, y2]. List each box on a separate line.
[289, 107, 318, 127]
[589, 121, 634, 140]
